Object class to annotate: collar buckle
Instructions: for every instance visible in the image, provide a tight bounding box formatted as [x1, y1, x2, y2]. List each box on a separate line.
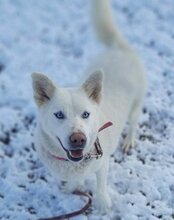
[84, 137, 103, 161]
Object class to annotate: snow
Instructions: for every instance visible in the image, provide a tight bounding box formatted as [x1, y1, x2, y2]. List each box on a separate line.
[0, 0, 174, 219]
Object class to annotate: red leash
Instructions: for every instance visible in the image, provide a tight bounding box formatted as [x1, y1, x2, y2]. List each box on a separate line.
[98, 121, 113, 132]
[39, 191, 92, 220]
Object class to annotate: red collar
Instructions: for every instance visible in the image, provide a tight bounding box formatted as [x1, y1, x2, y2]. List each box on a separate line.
[51, 121, 113, 162]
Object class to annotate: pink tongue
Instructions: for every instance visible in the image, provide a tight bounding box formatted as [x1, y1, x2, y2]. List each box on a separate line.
[70, 150, 83, 158]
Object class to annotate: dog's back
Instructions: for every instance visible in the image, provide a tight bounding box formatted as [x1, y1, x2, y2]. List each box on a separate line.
[90, 0, 147, 152]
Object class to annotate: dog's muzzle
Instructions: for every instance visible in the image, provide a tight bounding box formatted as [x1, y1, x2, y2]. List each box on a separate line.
[55, 122, 113, 162]
[68, 132, 86, 161]
[56, 136, 85, 162]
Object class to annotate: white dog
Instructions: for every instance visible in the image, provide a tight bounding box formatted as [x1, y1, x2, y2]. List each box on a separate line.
[31, 0, 146, 213]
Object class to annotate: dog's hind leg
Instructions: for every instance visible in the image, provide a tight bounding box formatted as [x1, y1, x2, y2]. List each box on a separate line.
[123, 100, 143, 153]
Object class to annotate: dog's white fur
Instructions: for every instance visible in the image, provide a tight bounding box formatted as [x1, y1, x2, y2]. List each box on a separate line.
[32, 0, 146, 213]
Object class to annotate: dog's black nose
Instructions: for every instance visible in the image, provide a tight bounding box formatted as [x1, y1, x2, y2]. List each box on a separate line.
[69, 132, 87, 148]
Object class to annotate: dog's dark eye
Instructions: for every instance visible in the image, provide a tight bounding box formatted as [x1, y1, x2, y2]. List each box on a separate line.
[54, 111, 65, 119]
[82, 111, 90, 119]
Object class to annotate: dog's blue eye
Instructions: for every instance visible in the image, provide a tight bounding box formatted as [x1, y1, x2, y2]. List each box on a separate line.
[54, 111, 65, 119]
[82, 111, 90, 119]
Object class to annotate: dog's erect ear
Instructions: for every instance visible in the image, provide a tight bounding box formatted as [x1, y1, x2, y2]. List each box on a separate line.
[31, 72, 56, 107]
[82, 69, 104, 103]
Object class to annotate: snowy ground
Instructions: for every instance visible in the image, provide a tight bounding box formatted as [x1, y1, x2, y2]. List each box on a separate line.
[0, 0, 174, 219]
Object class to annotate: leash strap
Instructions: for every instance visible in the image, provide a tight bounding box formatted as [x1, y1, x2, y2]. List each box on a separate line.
[39, 191, 92, 220]
[98, 121, 113, 132]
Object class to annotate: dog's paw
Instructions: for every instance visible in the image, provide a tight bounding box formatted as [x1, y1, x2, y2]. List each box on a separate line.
[96, 193, 112, 214]
[59, 180, 84, 194]
[122, 135, 135, 153]
[59, 181, 75, 193]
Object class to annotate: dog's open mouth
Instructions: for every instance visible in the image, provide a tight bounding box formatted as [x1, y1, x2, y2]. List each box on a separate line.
[67, 149, 84, 162]
[70, 149, 83, 158]
[56, 136, 84, 162]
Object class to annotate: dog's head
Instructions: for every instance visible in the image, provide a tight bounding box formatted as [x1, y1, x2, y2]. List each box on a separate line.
[32, 70, 104, 162]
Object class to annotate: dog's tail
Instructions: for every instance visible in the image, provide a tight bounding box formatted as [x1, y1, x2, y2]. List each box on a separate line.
[91, 0, 129, 48]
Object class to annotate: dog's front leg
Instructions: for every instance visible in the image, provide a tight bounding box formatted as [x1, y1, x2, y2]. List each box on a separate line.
[95, 158, 111, 213]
